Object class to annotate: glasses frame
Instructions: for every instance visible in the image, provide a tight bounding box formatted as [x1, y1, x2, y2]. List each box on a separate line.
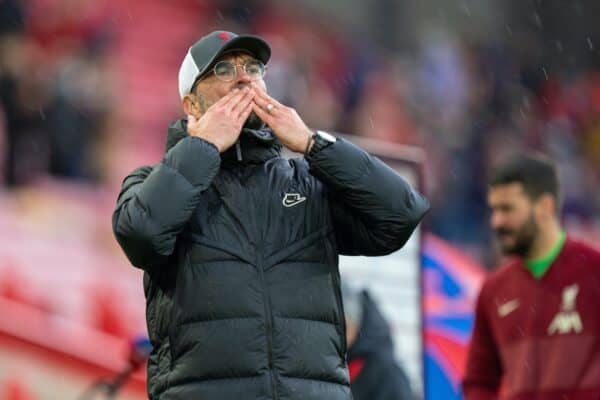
[191, 59, 267, 92]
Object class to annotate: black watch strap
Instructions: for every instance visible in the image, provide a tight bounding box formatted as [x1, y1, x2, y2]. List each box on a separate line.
[306, 130, 336, 159]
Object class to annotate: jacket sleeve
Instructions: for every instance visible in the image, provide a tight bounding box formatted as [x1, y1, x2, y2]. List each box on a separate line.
[377, 363, 414, 400]
[462, 283, 502, 400]
[112, 136, 221, 270]
[307, 138, 429, 256]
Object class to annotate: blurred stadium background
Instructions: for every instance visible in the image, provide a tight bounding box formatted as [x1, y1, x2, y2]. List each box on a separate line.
[0, 0, 599, 399]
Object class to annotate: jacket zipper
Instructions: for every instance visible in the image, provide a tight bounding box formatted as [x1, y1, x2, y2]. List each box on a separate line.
[257, 251, 278, 399]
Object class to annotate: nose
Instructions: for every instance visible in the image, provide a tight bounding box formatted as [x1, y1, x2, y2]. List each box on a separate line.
[235, 65, 252, 85]
[490, 210, 504, 230]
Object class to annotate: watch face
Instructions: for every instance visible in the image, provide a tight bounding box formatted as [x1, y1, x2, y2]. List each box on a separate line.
[316, 130, 337, 143]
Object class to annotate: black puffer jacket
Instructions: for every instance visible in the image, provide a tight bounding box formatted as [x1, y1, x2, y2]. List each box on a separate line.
[112, 119, 429, 400]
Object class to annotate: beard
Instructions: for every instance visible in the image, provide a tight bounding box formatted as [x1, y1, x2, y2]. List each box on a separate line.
[243, 111, 264, 130]
[494, 214, 538, 257]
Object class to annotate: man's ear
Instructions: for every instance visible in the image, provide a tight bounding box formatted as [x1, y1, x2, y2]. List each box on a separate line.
[536, 193, 557, 218]
[182, 94, 201, 118]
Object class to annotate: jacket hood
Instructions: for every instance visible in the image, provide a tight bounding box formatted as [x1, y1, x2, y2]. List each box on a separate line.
[165, 118, 281, 166]
[347, 291, 396, 360]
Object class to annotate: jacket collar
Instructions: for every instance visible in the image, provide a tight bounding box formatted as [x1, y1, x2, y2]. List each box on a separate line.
[165, 119, 281, 167]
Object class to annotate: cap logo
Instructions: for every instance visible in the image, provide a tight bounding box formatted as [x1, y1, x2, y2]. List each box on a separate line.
[218, 32, 231, 42]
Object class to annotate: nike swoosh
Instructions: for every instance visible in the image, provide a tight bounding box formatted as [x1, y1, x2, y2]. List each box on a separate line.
[498, 299, 520, 317]
[282, 194, 306, 207]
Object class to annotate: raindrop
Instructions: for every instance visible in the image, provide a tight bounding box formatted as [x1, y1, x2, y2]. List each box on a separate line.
[505, 25, 513, 36]
[542, 67, 549, 80]
[587, 37, 594, 51]
[555, 40, 563, 53]
[460, 2, 471, 16]
[533, 12, 542, 28]
[437, 7, 447, 23]
[217, 10, 224, 21]
[569, 55, 576, 66]
[39, 109, 46, 120]
[368, 117, 375, 129]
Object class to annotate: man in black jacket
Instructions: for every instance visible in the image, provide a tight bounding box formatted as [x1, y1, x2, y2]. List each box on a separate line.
[342, 283, 415, 400]
[112, 30, 429, 400]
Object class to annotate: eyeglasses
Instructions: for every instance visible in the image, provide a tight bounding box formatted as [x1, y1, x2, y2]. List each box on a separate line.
[210, 59, 267, 82]
[190, 59, 267, 92]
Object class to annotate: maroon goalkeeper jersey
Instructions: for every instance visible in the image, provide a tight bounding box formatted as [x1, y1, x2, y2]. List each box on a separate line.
[463, 237, 600, 400]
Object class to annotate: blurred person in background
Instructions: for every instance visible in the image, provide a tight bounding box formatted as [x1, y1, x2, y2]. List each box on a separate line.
[0, 0, 48, 186]
[45, 42, 114, 181]
[463, 154, 600, 399]
[112, 30, 429, 400]
[342, 281, 414, 400]
[0, 0, 113, 187]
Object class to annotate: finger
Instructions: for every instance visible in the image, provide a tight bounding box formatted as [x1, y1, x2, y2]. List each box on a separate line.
[230, 87, 254, 115]
[237, 99, 254, 124]
[252, 89, 286, 118]
[252, 102, 274, 125]
[251, 90, 270, 109]
[251, 90, 280, 117]
[251, 83, 283, 107]
[231, 96, 253, 123]
[212, 87, 244, 109]
[237, 92, 255, 117]
[220, 87, 251, 115]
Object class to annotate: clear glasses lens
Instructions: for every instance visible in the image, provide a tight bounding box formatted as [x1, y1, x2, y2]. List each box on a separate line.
[213, 60, 265, 81]
[244, 60, 265, 78]
[214, 61, 235, 80]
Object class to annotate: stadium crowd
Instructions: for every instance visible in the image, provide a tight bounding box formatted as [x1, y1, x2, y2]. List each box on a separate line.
[1, 0, 599, 264]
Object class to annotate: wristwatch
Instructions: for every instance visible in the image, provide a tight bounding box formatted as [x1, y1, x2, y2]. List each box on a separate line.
[306, 130, 337, 159]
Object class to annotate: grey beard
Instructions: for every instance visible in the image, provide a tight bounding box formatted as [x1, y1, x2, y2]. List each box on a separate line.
[243, 111, 265, 130]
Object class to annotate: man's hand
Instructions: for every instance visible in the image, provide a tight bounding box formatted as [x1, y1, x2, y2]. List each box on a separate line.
[250, 83, 313, 154]
[187, 87, 254, 153]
